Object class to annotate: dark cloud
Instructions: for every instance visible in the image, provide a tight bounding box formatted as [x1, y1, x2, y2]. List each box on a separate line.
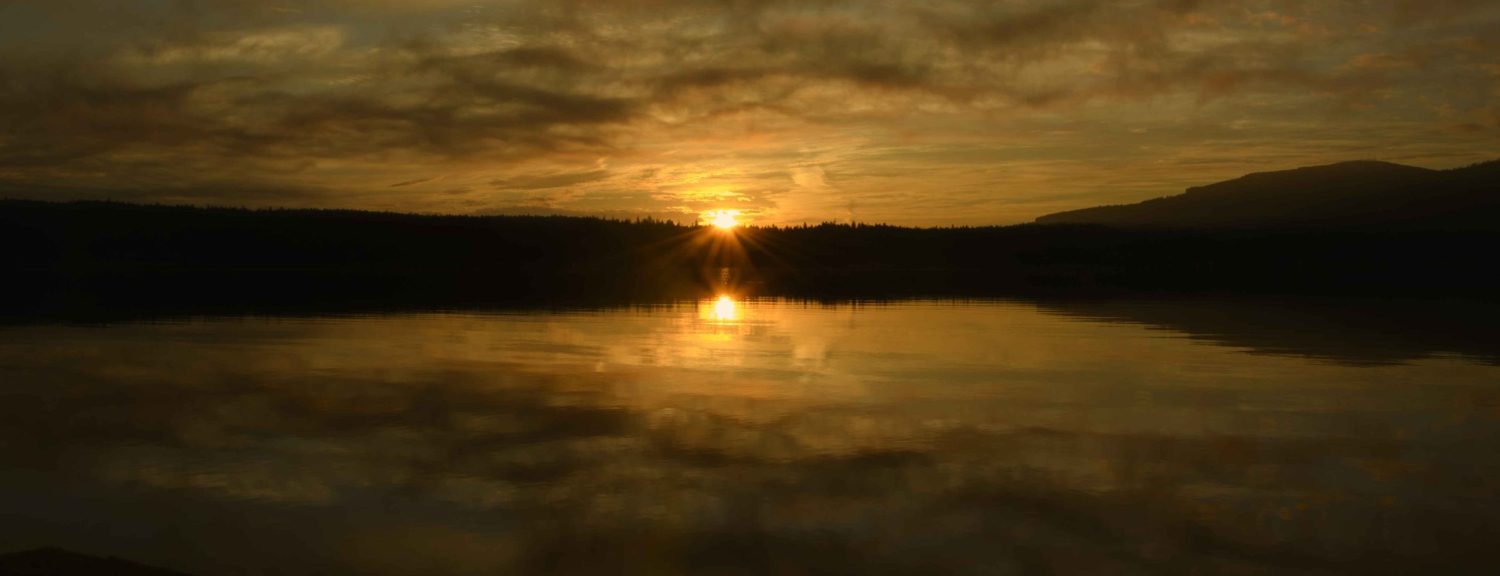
[0, 176, 335, 207]
[490, 169, 611, 191]
[0, 0, 1497, 223]
[389, 176, 439, 188]
[1393, 0, 1500, 24]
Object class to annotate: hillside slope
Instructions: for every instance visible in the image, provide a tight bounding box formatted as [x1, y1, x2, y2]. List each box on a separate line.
[1036, 160, 1500, 229]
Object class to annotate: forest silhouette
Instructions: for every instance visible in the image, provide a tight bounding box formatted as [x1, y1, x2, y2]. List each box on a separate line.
[2, 159, 1497, 320]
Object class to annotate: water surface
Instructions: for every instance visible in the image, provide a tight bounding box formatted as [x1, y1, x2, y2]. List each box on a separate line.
[2, 298, 1497, 574]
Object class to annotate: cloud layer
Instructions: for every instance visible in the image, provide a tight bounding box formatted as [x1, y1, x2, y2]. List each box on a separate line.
[1, 0, 1497, 224]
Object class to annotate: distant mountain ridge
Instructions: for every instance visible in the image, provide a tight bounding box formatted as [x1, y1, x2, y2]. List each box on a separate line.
[1035, 159, 1500, 229]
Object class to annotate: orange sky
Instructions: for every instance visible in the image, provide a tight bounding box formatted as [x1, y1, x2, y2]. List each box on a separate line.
[1, 0, 1496, 225]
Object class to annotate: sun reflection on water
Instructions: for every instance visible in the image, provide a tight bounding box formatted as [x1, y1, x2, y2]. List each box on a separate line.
[709, 295, 740, 322]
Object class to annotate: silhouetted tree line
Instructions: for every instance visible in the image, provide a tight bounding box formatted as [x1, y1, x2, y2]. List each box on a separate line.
[735, 222, 1498, 297]
[1, 199, 1497, 319]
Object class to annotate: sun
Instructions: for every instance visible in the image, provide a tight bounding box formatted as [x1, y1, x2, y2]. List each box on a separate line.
[706, 209, 741, 230]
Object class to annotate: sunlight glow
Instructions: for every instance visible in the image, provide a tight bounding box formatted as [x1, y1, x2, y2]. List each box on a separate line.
[711, 295, 739, 322]
[707, 210, 741, 230]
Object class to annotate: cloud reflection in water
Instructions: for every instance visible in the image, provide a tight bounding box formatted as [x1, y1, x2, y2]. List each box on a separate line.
[0, 300, 1498, 575]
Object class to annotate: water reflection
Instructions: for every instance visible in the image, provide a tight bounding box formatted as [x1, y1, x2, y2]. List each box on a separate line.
[708, 295, 740, 323]
[1038, 297, 1500, 366]
[0, 300, 1497, 575]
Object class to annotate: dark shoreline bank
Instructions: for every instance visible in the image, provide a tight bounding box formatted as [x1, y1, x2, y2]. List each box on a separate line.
[4, 198, 1497, 325]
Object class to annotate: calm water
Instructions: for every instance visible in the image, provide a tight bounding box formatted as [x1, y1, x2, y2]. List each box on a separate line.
[2, 298, 1498, 575]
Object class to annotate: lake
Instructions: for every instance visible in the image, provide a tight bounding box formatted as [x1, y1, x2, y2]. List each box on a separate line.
[2, 297, 1498, 575]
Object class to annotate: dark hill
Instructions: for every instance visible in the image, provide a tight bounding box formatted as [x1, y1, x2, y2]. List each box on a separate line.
[0, 548, 192, 576]
[1035, 160, 1500, 229]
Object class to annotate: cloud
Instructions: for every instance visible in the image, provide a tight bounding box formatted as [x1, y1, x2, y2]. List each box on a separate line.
[1392, 0, 1500, 24]
[0, 0, 1497, 223]
[490, 169, 611, 191]
[390, 176, 440, 188]
[118, 25, 347, 65]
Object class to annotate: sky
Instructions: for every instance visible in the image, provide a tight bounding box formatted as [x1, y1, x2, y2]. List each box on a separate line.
[0, 0, 1496, 226]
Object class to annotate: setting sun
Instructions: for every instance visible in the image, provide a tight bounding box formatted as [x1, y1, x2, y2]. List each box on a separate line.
[706, 210, 741, 230]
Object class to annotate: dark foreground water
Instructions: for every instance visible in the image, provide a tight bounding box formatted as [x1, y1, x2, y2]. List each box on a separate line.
[2, 298, 1498, 575]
